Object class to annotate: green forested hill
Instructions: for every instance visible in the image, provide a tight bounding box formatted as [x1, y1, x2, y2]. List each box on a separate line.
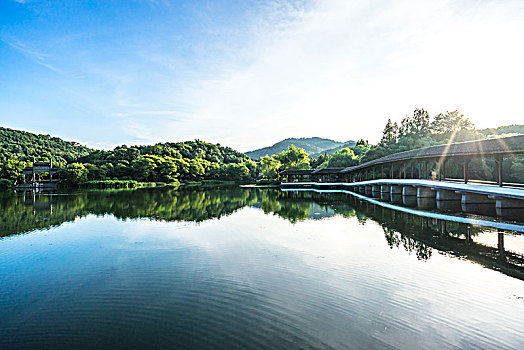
[479, 124, 524, 137]
[309, 140, 358, 158]
[0, 127, 92, 163]
[80, 140, 251, 165]
[246, 137, 351, 159]
[70, 140, 256, 184]
[0, 127, 256, 186]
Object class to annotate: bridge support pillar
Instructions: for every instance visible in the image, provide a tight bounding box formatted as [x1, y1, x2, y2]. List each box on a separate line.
[496, 198, 524, 219]
[402, 186, 417, 207]
[372, 185, 381, 198]
[461, 193, 495, 215]
[390, 185, 403, 204]
[380, 185, 390, 201]
[436, 190, 462, 212]
[358, 186, 366, 194]
[365, 186, 372, 196]
[417, 187, 436, 209]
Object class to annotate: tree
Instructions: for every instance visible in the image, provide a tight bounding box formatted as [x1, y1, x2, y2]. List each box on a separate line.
[58, 163, 88, 185]
[158, 157, 178, 182]
[259, 155, 281, 179]
[326, 148, 359, 168]
[311, 152, 329, 168]
[243, 159, 258, 178]
[216, 163, 251, 181]
[0, 178, 13, 190]
[0, 159, 25, 184]
[114, 146, 140, 162]
[379, 119, 398, 146]
[411, 108, 430, 137]
[275, 145, 310, 170]
[430, 110, 474, 135]
[85, 163, 107, 180]
[189, 159, 205, 178]
[132, 156, 157, 181]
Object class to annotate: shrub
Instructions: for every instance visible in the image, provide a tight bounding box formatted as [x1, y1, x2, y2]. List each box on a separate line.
[0, 179, 13, 190]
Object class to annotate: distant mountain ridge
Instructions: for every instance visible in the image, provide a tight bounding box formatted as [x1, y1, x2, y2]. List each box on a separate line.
[245, 137, 355, 159]
[309, 141, 359, 159]
[479, 124, 524, 136]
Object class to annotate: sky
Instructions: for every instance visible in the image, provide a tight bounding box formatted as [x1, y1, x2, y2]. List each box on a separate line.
[1, 0, 523, 151]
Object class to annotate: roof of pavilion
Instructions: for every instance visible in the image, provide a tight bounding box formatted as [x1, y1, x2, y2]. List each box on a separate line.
[279, 169, 315, 175]
[311, 168, 345, 174]
[280, 167, 346, 175]
[341, 134, 524, 173]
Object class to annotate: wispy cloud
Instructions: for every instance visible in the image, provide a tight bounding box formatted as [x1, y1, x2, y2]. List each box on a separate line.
[113, 110, 181, 118]
[2, 0, 523, 150]
[2, 36, 73, 76]
[135, 0, 524, 150]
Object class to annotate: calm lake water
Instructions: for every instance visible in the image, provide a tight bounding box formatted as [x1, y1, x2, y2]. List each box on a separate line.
[1, 187, 524, 349]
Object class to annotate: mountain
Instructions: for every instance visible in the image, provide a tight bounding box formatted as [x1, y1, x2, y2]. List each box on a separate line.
[0, 127, 92, 163]
[479, 124, 524, 137]
[309, 140, 358, 158]
[245, 137, 351, 160]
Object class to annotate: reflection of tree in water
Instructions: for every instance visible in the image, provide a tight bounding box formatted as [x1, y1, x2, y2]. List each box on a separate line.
[383, 227, 432, 261]
[1, 188, 338, 237]
[259, 191, 310, 223]
[0, 187, 264, 237]
[2, 188, 523, 280]
[0, 191, 90, 237]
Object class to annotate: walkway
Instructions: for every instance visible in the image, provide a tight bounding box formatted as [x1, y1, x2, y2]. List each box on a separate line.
[282, 179, 524, 200]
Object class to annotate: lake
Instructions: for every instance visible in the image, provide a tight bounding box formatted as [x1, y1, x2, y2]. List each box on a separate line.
[1, 187, 523, 349]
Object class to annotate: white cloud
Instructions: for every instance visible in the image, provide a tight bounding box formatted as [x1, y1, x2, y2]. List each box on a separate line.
[118, 0, 524, 150]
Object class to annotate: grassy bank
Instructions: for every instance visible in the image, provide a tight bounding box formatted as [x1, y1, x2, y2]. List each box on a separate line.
[77, 180, 180, 189]
[181, 180, 254, 188]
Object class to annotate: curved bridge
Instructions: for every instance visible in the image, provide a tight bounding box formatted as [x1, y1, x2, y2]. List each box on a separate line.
[280, 135, 524, 220]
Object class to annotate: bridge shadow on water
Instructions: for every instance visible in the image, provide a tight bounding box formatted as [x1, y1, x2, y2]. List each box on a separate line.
[1, 186, 523, 281]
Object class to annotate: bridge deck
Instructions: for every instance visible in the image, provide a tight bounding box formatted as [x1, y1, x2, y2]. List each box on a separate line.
[281, 179, 524, 200]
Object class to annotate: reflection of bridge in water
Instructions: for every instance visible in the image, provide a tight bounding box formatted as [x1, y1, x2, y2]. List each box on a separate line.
[279, 190, 524, 281]
[281, 135, 524, 220]
[2, 187, 523, 281]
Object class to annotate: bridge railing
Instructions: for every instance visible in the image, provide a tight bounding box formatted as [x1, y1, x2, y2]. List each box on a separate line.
[339, 135, 524, 188]
[280, 135, 524, 188]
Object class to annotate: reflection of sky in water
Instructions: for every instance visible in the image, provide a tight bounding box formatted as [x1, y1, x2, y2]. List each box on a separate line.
[308, 203, 336, 219]
[1, 207, 524, 349]
[472, 231, 524, 256]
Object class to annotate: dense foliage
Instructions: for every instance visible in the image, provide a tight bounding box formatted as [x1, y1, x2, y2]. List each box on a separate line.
[259, 145, 310, 179]
[258, 141, 370, 180]
[256, 109, 524, 184]
[73, 141, 256, 184]
[0, 127, 91, 163]
[2, 113, 524, 186]
[358, 109, 524, 183]
[0, 127, 257, 186]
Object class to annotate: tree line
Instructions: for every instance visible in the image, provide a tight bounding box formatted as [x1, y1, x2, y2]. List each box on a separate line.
[1, 110, 524, 187]
[0, 137, 257, 187]
[256, 109, 524, 183]
[59, 141, 257, 186]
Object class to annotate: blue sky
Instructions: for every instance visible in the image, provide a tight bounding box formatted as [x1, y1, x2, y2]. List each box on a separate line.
[1, 0, 523, 151]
